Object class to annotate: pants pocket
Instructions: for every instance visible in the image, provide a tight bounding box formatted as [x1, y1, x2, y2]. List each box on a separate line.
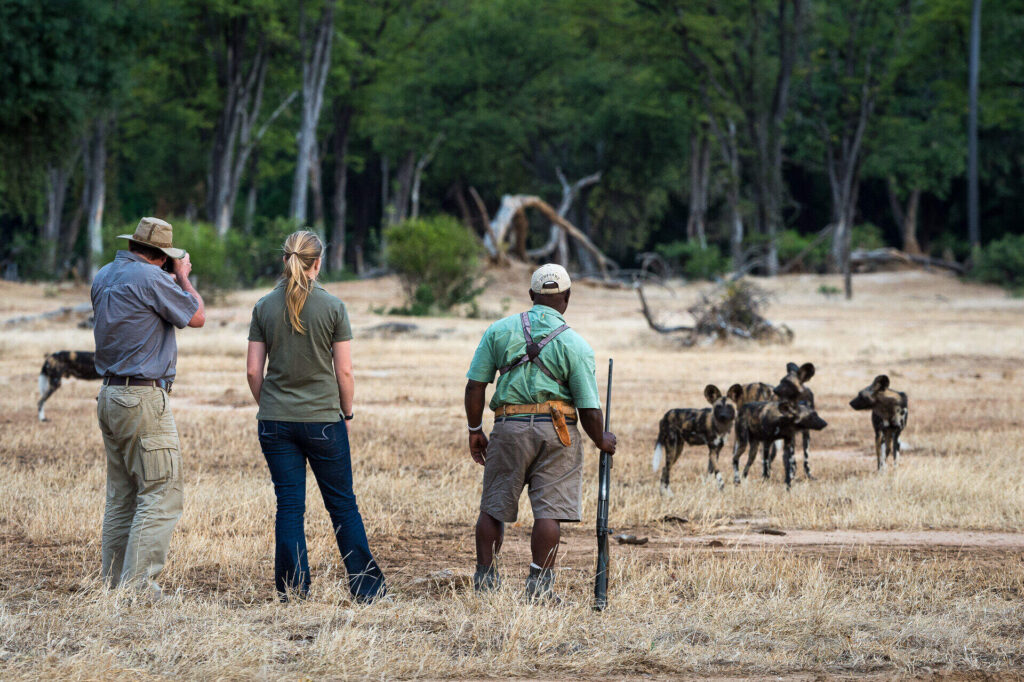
[139, 433, 177, 482]
[112, 393, 142, 408]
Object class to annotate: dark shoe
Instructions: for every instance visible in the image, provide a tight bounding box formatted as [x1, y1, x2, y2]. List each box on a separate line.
[473, 564, 501, 592]
[523, 565, 561, 604]
[352, 584, 388, 605]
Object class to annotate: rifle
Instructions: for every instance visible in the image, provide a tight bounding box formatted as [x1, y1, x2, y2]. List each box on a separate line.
[593, 358, 613, 611]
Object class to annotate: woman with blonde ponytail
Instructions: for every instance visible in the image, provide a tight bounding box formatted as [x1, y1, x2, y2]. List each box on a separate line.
[246, 230, 386, 603]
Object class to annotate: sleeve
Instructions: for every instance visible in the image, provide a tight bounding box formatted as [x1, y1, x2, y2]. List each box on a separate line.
[148, 273, 199, 329]
[466, 326, 498, 384]
[567, 340, 601, 410]
[333, 301, 353, 342]
[247, 304, 264, 343]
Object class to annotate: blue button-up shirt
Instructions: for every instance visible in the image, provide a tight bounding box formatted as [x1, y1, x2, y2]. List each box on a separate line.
[91, 250, 199, 380]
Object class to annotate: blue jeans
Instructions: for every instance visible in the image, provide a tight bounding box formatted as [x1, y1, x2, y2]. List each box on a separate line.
[257, 420, 386, 601]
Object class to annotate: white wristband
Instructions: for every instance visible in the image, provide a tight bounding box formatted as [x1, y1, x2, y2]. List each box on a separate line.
[468, 423, 483, 432]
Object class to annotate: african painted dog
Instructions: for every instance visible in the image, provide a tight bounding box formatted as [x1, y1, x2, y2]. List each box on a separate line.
[736, 382, 775, 408]
[767, 362, 818, 480]
[731, 399, 827, 489]
[38, 351, 101, 421]
[652, 383, 744, 492]
[849, 374, 908, 471]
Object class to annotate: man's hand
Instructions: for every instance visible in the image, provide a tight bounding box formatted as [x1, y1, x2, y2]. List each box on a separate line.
[469, 431, 488, 465]
[579, 408, 617, 455]
[172, 253, 192, 282]
[599, 431, 617, 455]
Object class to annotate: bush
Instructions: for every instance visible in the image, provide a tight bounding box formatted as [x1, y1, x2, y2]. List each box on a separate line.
[851, 223, 886, 251]
[777, 229, 828, 271]
[384, 215, 483, 315]
[970, 233, 1024, 294]
[655, 240, 730, 280]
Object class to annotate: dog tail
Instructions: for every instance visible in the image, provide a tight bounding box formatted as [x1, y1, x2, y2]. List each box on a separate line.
[652, 442, 664, 472]
[38, 372, 49, 398]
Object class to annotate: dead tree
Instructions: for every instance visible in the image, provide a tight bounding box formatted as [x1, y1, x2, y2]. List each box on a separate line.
[410, 134, 444, 220]
[482, 194, 616, 278]
[527, 168, 601, 265]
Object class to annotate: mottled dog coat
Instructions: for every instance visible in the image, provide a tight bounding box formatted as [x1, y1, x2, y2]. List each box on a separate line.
[731, 399, 827, 489]
[768, 362, 818, 480]
[652, 384, 744, 491]
[38, 350, 101, 421]
[849, 374, 908, 470]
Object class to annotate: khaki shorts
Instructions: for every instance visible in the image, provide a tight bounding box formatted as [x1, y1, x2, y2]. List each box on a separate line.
[480, 416, 584, 523]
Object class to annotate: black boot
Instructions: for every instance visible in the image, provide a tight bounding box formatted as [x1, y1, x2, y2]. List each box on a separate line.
[473, 564, 500, 592]
[523, 565, 560, 604]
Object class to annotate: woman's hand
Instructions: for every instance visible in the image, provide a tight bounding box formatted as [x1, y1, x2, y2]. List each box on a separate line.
[246, 341, 267, 405]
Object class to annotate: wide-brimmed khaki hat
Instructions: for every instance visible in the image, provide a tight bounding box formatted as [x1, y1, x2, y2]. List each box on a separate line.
[117, 217, 186, 259]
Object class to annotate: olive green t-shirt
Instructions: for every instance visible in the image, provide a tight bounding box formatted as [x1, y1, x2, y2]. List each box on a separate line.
[248, 281, 353, 422]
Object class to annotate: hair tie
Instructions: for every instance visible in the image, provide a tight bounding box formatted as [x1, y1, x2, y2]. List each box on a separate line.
[284, 250, 295, 258]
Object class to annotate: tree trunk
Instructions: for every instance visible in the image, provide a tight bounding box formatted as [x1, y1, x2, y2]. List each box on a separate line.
[328, 104, 352, 273]
[43, 164, 72, 273]
[289, 3, 334, 225]
[410, 134, 444, 221]
[309, 140, 325, 235]
[85, 116, 108, 279]
[967, 0, 981, 249]
[243, 149, 259, 234]
[387, 151, 416, 226]
[686, 129, 710, 249]
[902, 189, 921, 256]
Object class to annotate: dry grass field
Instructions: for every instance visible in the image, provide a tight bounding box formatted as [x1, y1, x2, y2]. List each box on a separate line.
[1, 266, 1023, 680]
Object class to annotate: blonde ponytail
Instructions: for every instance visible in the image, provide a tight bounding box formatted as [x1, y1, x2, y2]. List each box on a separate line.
[281, 230, 324, 334]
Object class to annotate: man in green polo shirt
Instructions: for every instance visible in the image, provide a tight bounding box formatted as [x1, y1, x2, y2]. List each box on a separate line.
[464, 263, 617, 602]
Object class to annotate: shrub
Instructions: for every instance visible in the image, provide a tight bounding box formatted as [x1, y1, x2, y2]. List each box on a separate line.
[777, 229, 828, 271]
[851, 223, 886, 251]
[970, 233, 1024, 294]
[384, 215, 483, 315]
[655, 240, 730, 280]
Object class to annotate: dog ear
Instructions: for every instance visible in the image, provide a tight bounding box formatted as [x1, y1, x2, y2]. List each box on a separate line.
[873, 374, 890, 391]
[798, 363, 815, 382]
[786, 362, 799, 375]
[727, 383, 744, 403]
[704, 384, 722, 404]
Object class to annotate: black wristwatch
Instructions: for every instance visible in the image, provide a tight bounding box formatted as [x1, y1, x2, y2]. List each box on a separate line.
[342, 412, 354, 421]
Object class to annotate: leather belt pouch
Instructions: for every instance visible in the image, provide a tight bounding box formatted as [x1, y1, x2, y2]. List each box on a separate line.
[549, 405, 572, 447]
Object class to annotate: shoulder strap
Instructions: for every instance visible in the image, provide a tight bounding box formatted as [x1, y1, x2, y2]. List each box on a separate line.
[497, 312, 571, 387]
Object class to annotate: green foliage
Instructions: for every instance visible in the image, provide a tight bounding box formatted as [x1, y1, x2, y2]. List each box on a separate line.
[851, 223, 886, 251]
[969, 234, 1024, 294]
[384, 215, 483, 315]
[777, 230, 828, 271]
[655, 241, 730, 280]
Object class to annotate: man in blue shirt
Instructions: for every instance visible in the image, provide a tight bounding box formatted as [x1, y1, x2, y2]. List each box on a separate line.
[92, 217, 205, 598]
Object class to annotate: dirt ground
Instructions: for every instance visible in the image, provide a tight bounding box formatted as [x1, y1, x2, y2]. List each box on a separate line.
[1, 267, 1023, 679]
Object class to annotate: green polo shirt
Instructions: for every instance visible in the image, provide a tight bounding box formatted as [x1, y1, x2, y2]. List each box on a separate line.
[248, 281, 353, 422]
[467, 304, 601, 411]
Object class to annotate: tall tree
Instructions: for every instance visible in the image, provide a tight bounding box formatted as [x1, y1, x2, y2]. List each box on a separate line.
[289, 1, 334, 225]
[966, 0, 981, 249]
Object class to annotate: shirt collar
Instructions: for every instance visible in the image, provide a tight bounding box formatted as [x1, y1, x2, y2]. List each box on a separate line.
[531, 303, 566, 324]
[275, 278, 325, 291]
[116, 250, 150, 265]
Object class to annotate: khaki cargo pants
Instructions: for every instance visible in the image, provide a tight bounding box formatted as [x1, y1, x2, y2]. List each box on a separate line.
[97, 385, 183, 597]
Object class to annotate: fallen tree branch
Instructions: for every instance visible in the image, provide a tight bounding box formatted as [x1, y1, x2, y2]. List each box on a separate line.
[779, 225, 833, 274]
[3, 303, 92, 326]
[851, 247, 966, 274]
[636, 283, 693, 334]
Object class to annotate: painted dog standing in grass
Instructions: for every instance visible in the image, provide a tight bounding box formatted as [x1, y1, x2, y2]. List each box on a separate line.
[652, 383, 744, 492]
[38, 350, 102, 421]
[766, 362, 818, 480]
[732, 398, 828, 489]
[849, 374, 908, 470]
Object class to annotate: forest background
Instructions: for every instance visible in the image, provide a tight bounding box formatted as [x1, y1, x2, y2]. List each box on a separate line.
[1, 0, 1021, 294]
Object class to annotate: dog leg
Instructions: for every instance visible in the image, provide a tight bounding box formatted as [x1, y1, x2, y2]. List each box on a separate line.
[732, 438, 747, 485]
[743, 441, 759, 481]
[661, 441, 682, 496]
[709, 445, 724, 490]
[802, 431, 815, 480]
[890, 430, 900, 467]
[762, 440, 772, 480]
[875, 429, 884, 471]
[37, 375, 59, 422]
[783, 438, 796, 489]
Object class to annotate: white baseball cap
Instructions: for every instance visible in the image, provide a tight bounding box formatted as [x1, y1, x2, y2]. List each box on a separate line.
[531, 263, 571, 294]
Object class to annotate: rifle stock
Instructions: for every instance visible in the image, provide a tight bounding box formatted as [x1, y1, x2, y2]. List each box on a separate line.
[593, 358, 613, 611]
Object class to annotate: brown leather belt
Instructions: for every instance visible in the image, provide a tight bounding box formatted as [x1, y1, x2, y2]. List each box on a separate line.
[494, 401, 576, 447]
[494, 400, 576, 418]
[103, 376, 173, 393]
